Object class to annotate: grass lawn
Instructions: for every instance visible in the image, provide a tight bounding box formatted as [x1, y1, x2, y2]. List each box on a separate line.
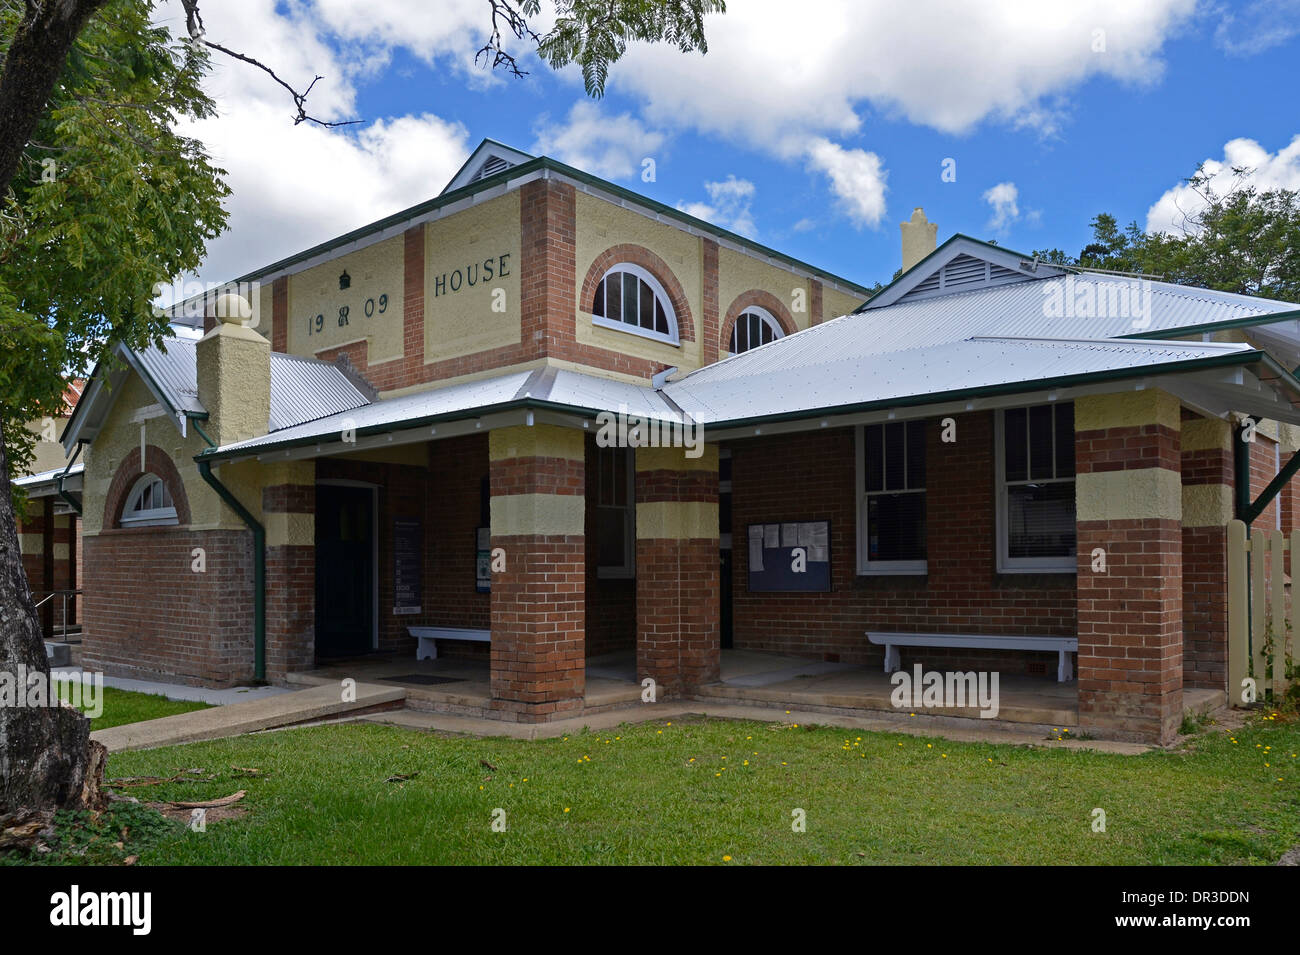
[56, 682, 212, 730]
[27, 709, 1298, 866]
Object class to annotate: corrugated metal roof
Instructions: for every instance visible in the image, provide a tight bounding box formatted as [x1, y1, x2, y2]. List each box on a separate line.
[664, 336, 1257, 424]
[135, 337, 203, 415]
[13, 462, 84, 487]
[268, 353, 371, 430]
[128, 335, 371, 431]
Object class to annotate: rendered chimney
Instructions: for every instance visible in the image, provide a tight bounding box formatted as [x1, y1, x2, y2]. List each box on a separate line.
[900, 207, 937, 273]
[195, 293, 270, 446]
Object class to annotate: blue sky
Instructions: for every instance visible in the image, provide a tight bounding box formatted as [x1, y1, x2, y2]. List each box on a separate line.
[171, 0, 1300, 297]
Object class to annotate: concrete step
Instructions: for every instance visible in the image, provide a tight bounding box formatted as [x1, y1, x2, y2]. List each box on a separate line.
[45, 642, 73, 667]
[91, 682, 406, 753]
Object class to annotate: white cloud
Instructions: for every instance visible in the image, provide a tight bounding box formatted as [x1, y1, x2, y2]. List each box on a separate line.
[154, 0, 473, 286]
[602, 0, 1195, 145]
[1145, 135, 1300, 234]
[531, 101, 667, 180]
[983, 181, 1020, 231]
[804, 138, 888, 228]
[1211, 0, 1300, 56]
[677, 176, 757, 237]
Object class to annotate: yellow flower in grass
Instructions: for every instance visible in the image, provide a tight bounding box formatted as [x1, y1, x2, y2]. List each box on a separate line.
[564, 807, 570, 813]
[723, 855, 732, 861]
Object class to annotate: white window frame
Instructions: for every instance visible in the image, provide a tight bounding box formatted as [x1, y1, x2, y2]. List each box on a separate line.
[596, 445, 636, 579]
[590, 262, 681, 347]
[120, 473, 178, 527]
[995, 403, 1077, 573]
[728, 305, 785, 354]
[855, 422, 927, 575]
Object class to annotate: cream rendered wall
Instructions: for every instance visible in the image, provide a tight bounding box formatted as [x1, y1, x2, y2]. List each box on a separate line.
[717, 246, 815, 332]
[424, 192, 522, 365]
[823, 286, 866, 321]
[23, 416, 73, 475]
[574, 192, 704, 373]
[287, 234, 406, 364]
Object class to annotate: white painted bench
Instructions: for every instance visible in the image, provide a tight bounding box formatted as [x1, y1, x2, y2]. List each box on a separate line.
[867, 632, 1078, 682]
[409, 626, 490, 661]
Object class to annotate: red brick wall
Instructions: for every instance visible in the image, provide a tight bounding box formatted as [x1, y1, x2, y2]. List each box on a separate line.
[1181, 429, 1231, 689]
[263, 481, 315, 678]
[1075, 422, 1183, 744]
[730, 415, 1076, 671]
[489, 441, 586, 721]
[635, 461, 719, 693]
[82, 528, 255, 685]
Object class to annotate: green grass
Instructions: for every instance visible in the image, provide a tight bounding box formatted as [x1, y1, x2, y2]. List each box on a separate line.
[21, 710, 1298, 865]
[56, 683, 211, 730]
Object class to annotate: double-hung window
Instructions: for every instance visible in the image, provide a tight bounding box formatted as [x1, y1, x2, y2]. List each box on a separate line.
[596, 445, 635, 577]
[857, 420, 926, 573]
[997, 403, 1076, 572]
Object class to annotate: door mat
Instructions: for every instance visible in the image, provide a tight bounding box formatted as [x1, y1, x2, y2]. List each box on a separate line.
[380, 674, 466, 686]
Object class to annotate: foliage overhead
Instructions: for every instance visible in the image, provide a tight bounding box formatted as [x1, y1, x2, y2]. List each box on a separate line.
[0, 0, 229, 488]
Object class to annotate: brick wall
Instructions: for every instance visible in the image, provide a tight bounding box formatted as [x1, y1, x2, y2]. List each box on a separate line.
[730, 414, 1076, 671]
[82, 527, 254, 685]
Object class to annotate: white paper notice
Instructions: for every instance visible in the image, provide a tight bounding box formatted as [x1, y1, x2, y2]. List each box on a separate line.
[781, 523, 798, 547]
[797, 523, 814, 547]
[748, 525, 764, 572]
[764, 524, 780, 549]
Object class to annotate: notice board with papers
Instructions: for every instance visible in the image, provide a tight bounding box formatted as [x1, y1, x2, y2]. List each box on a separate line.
[746, 520, 831, 592]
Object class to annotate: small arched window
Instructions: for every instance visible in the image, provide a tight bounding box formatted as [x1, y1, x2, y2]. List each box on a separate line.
[591, 264, 679, 345]
[121, 474, 178, 527]
[729, 306, 784, 354]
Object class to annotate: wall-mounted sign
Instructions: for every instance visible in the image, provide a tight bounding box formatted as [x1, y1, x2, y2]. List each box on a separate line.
[432, 254, 511, 297]
[475, 527, 491, 593]
[393, 518, 422, 614]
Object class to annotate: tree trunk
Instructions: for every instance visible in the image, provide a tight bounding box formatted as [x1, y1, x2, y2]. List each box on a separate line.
[0, 0, 107, 195]
[0, 424, 103, 837]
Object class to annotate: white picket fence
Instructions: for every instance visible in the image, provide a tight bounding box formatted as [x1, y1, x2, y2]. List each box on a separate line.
[1227, 520, 1298, 705]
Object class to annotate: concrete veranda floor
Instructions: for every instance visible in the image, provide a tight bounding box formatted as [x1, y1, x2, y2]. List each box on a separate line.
[285, 647, 1182, 733]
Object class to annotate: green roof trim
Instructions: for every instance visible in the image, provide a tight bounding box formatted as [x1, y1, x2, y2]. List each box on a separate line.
[1121, 306, 1300, 340]
[198, 155, 871, 304]
[194, 348, 1278, 462]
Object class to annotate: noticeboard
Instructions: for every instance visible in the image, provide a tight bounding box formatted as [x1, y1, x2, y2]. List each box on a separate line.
[393, 518, 423, 614]
[746, 520, 830, 592]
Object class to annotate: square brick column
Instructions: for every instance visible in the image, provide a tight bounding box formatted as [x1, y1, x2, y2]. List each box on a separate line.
[1180, 415, 1233, 690]
[636, 445, 720, 696]
[489, 424, 586, 722]
[263, 461, 316, 680]
[1075, 391, 1183, 744]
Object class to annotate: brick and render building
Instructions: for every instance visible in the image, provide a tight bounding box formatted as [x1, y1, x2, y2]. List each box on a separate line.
[14, 380, 85, 647]
[55, 139, 1300, 743]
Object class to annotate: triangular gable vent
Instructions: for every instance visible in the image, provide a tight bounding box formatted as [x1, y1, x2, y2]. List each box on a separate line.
[468, 154, 514, 184]
[897, 253, 1031, 303]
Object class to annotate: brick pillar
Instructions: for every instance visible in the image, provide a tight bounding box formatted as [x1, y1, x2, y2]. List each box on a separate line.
[519, 178, 577, 363]
[701, 238, 720, 358]
[636, 445, 720, 695]
[489, 425, 585, 722]
[1075, 391, 1183, 744]
[263, 461, 316, 679]
[1180, 416, 1232, 690]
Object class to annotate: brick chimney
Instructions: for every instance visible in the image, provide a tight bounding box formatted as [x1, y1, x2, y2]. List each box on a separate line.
[900, 207, 937, 273]
[196, 293, 270, 446]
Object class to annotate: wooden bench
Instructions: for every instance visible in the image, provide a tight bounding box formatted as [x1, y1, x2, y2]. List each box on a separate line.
[409, 626, 490, 661]
[866, 632, 1078, 682]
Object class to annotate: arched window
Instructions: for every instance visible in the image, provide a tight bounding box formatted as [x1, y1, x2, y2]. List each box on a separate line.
[121, 474, 178, 527]
[590, 264, 679, 345]
[729, 307, 784, 354]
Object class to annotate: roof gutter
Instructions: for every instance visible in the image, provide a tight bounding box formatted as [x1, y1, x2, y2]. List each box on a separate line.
[55, 443, 83, 516]
[192, 415, 266, 683]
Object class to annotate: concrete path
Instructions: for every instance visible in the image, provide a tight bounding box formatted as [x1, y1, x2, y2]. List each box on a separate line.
[353, 701, 1152, 754]
[92, 682, 405, 753]
[53, 667, 291, 706]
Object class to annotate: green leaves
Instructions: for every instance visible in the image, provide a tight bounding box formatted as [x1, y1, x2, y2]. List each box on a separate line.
[0, 0, 229, 467]
[539, 0, 725, 97]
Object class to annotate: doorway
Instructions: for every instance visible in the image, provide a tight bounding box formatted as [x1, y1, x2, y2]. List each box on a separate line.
[315, 483, 377, 657]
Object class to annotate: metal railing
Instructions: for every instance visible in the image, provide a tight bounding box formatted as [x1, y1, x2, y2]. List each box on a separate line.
[32, 589, 82, 641]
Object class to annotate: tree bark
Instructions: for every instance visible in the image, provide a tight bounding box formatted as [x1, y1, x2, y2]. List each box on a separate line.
[0, 424, 104, 837]
[0, 0, 107, 195]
